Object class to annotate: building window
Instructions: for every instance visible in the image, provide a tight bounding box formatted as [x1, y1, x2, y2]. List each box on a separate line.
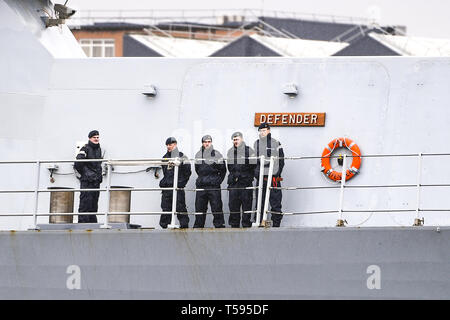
[79, 39, 115, 57]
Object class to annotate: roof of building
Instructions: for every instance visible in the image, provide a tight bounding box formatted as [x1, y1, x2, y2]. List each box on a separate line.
[123, 34, 163, 57]
[70, 22, 149, 31]
[333, 34, 400, 56]
[368, 33, 450, 56]
[249, 34, 348, 57]
[257, 17, 365, 42]
[126, 34, 228, 57]
[155, 21, 258, 30]
[210, 35, 281, 57]
[70, 16, 450, 58]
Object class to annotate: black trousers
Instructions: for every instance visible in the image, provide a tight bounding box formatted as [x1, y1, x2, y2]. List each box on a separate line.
[255, 178, 283, 227]
[160, 190, 189, 228]
[194, 188, 225, 228]
[228, 186, 253, 228]
[78, 180, 100, 223]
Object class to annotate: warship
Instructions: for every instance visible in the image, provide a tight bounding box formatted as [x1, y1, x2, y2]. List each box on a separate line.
[0, 0, 449, 299]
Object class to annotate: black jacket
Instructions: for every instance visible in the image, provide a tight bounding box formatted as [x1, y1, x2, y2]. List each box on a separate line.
[74, 141, 103, 183]
[254, 133, 285, 178]
[226, 142, 256, 186]
[194, 146, 226, 188]
[159, 148, 191, 188]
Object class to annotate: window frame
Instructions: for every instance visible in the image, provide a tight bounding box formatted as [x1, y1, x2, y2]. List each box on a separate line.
[79, 39, 116, 57]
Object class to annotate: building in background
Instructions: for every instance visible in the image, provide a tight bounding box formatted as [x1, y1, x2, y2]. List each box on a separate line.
[71, 22, 148, 57]
[68, 9, 450, 58]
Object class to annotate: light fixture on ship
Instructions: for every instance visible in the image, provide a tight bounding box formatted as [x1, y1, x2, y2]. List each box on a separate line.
[42, 1, 76, 28]
[282, 83, 299, 99]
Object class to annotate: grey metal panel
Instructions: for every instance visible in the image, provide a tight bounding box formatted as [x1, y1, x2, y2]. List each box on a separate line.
[210, 36, 281, 57]
[0, 227, 448, 299]
[123, 34, 163, 57]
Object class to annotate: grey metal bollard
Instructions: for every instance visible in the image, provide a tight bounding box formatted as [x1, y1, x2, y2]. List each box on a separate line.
[48, 187, 74, 224]
[108, 186, 132, 223]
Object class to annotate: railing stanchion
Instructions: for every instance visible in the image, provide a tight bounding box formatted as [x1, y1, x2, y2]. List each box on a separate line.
[168, 159, 180, 229]
[100, 162, 112, 229]
[262, 156, 275, 227]
[414, 153, 424, 226]
[336, 154, 347, 227]
[30, 161, 41, 230]
[253, 155, 265, 227]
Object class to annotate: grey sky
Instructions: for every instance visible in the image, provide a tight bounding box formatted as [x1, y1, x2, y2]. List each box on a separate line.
[67, 0, 450, 39]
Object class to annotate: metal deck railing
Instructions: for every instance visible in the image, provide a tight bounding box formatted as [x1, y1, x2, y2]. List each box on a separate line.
[1, 153, 450, 230]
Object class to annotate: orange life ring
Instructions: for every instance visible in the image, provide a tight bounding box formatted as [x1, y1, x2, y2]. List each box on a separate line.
[321, 137, 361, 182]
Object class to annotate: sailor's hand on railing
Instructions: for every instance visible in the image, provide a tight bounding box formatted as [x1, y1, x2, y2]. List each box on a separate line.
[102, 163, 111, 176]
[168, 159, 181, 168]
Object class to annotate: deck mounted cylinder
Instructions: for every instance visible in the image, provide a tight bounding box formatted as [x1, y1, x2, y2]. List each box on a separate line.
[48, 187, 74, 223]
[108, 186, 132, 223]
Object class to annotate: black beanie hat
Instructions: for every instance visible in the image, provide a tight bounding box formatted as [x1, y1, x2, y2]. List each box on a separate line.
[231, 131, 243, 140]
[165, 137, 177, 145]
[258, 123, 270, 130]
[201, 135, 212, 143]
[88, 130, 99, 138]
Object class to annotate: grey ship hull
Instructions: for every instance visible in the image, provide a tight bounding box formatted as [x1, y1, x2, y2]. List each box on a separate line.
[1, 226, 449, 299]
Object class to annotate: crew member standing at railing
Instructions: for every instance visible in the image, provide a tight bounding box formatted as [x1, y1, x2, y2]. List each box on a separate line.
[193, 135, 226, 228]
[74, 130, 103, 223]
[254, 123, 285, 227]
[159, 137, 191, 229]
[226, 132, 257, 228]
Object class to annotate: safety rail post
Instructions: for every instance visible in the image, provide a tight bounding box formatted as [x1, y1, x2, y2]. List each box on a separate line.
[336, 154, 347, 227]
[30, 161, 41, 230]
[100, 162, 112, 229]
[253, 155, 265, 227]
[262, 156, 275, 227]
[414, 153, 424, 226]
[168, 159, 180, 229]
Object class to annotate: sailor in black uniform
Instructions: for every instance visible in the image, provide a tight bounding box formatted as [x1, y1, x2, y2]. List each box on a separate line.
[254, 123, 285, 227]
[193, 135, 226, 228]
[226, 132, 257, 228]
[159, 137, 191, 229]
[74, 130, 103, 223]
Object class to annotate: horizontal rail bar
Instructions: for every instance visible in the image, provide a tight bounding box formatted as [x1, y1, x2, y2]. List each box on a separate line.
[2, 183, 448, 195]
[1, 208, 448, 218]
[271, 208, 429, 215]
[272, 186, 340, 190]
[187, 210, 257, 215]
[343, 209, 415, 213]
[183, 186, 258, 191]
[272, 184, 417, 190]
[4, 152, 450, 166]
[0, 187, 176, 194]
[0, 210, 258, 217]
[420, 184, 450, 187]
[284, 154, 419, 160]
[0, 212, 172, 217]
[39, 187, 177, 192]
[344, 184, 417, 189]
[268, 210, 339, 215]
[0, 159, 105, 164]
[0, 190, 36, 194]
